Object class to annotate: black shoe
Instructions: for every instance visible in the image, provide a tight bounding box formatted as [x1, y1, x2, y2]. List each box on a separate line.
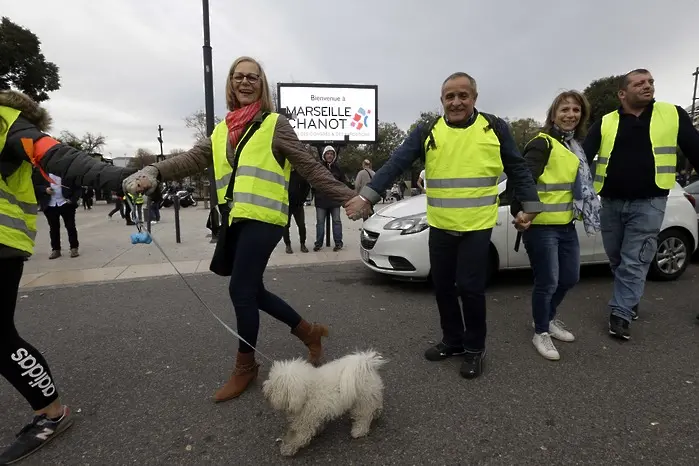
[0, 406, 74, 465]
[460, 350, 486, 379]
[609, 315, 631, 340]
[285, 245, 293, 254]
[333, 244, 342, 252]
[313, 245, 322, 252]
[631, 304, 639, 321]
[300, 244, 309, 253]
[424, 342, 466, 361]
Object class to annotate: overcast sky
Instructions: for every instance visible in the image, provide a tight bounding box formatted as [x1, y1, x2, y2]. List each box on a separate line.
[4, 0, 698, 158]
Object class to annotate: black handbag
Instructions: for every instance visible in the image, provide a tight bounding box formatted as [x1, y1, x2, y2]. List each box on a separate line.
[208, 115, 267, 276]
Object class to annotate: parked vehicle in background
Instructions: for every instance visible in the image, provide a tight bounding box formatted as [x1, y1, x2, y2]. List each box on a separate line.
[360, 177, 698, 283]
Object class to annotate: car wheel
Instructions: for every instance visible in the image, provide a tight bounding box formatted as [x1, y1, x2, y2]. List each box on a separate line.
[648, 228, 692, 281]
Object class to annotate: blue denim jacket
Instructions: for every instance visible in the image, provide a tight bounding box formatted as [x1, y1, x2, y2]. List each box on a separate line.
[358, 110, 542, 214]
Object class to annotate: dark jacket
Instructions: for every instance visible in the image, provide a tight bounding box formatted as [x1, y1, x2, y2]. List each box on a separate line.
[0, 90, 137, 257]
[288, 169, 310, 207]
[32, 169, 81, 210]
[359, 109, 542, 215]
[582, 100, 699, 200]
[507, 126, 572, 217]
[314, 152, 348, 209]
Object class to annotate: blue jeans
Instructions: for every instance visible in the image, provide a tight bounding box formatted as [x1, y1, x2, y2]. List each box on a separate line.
[315, 207, 342, 247]
[600, 197, 667, 322]
[522, 223, 580, 334]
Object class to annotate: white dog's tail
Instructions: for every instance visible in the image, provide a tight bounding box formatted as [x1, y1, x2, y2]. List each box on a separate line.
[339, 350, 387, 400]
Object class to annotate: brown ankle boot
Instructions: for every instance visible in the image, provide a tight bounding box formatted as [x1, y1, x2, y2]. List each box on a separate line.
[291, 320, 329, 366]
[213, 351, 259, 402]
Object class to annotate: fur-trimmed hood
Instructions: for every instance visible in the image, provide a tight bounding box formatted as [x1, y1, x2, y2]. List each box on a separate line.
[0, 90, 52, 132]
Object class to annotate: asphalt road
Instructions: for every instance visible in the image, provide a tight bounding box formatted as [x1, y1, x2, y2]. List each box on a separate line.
[2, 261, 698, 465]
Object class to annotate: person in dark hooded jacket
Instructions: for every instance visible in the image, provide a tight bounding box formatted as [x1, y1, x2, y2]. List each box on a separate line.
[0, 89, 136, 464]
[283, 165, 311, 253]
[313, 145, 347, 251]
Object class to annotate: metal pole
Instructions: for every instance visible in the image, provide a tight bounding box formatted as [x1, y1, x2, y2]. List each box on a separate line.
[157, 125, 164, 162]
[174, 195, 181, 244]
[202, 0, 219, 242]
[691, 67, 698, 129]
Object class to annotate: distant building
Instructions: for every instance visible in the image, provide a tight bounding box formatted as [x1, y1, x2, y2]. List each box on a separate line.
[104, 156, 131, 167]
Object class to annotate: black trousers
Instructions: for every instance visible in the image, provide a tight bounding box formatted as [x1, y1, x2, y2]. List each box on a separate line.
[43, 203, 79, 251]
[282, 205, 306, 246]
[227, 221, 303, 353]
[429, 227, 492, 351]
[0, 257, 60, 410]
[108, 199, 124, 218]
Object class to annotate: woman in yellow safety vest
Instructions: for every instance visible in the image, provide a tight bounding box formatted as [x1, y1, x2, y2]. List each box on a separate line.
[510, 90, 600, 361]
[0, 90, 136, 464]
[123, 56, 356, 402]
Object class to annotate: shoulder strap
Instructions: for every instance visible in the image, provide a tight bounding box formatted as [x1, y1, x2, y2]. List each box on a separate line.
[223, 112, 270, 202]
[419, 116, 441, 161]
[364, 168, 373, 180]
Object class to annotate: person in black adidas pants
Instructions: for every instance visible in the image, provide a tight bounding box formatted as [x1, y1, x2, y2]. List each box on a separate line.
[0, 89, 135, 465]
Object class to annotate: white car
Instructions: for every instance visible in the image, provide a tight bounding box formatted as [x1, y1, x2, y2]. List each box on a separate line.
[359, 178, 699, 282]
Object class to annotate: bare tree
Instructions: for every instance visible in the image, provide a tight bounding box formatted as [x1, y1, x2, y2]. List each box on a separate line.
[183, 109, 221, 142]
[57, 130, 107, 153]
[82, 132, 106, 153]
[127, 148, 156, 169]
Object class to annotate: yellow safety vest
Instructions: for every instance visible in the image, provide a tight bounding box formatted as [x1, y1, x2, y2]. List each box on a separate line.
[594, 101, 678, 192]
[229, 113, 291, 227]
[0, 106, 39, 255]
[424, 114, 503, 232]
[128, 193, 144, 204]
[211, 120, 233, 205]
[529, 133, 580, 225]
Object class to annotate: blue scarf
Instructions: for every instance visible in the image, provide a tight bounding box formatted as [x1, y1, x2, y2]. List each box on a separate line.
[556, 126, 601, 236]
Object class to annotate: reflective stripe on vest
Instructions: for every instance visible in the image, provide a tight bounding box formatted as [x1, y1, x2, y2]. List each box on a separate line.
[529, 133, 580, 225]
[211, 120, 234, 204]
[229, 113, 291, 227]
[423, 114, 503, 232]
[0, 105, 38, 254]
[594, 101, 679, 192]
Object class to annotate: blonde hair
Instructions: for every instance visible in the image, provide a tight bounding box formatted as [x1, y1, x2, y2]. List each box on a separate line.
[225, 56, 274, 112]
[543, 90, 591, 140]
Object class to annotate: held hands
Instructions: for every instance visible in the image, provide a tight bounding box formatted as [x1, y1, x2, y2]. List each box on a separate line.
[344, 195, 372, 221]
[513, 211, 537, 231]
[122, 165, 160, 196]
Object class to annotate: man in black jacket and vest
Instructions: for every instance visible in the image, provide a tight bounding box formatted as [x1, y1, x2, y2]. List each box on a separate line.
[583, 68, 699, 339]
[33, 169, 82, 259]
[283, 166, 311, 253]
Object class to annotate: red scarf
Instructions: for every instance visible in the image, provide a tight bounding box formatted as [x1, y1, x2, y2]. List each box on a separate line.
[225, 100, 262, 148]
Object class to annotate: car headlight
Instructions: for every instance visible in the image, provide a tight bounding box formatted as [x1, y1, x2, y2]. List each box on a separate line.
[383, 213, 429, 235]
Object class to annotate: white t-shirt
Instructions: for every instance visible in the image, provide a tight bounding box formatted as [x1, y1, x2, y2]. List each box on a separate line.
[419, 169, 426, 189]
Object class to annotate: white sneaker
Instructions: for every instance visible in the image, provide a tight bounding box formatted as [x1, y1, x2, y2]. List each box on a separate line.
[532, 332, 560, 361]
[549, 319, 575, 342]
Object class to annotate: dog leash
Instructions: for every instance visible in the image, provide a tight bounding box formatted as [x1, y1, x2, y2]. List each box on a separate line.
[124, 194, 275, 363]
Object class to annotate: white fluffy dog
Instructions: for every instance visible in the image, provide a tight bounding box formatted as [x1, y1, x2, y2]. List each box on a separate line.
[262, 350, 386, 457]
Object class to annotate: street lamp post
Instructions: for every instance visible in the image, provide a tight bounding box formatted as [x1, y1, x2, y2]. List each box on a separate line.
[202, 0, 220, 242]
[157, 124, 164, 162]
[691, 66, 699, 128]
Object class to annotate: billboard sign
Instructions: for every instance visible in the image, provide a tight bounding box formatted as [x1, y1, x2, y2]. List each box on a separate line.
[277, 83, 378, 143]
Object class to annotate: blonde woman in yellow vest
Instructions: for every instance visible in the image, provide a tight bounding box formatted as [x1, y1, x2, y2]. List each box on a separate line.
[582, 69, 699, 339]
[122, 56, 356, 402]
[512, 91, 600, 361]
[0, 90, 136, 464]
[345, 72, 542, 379]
